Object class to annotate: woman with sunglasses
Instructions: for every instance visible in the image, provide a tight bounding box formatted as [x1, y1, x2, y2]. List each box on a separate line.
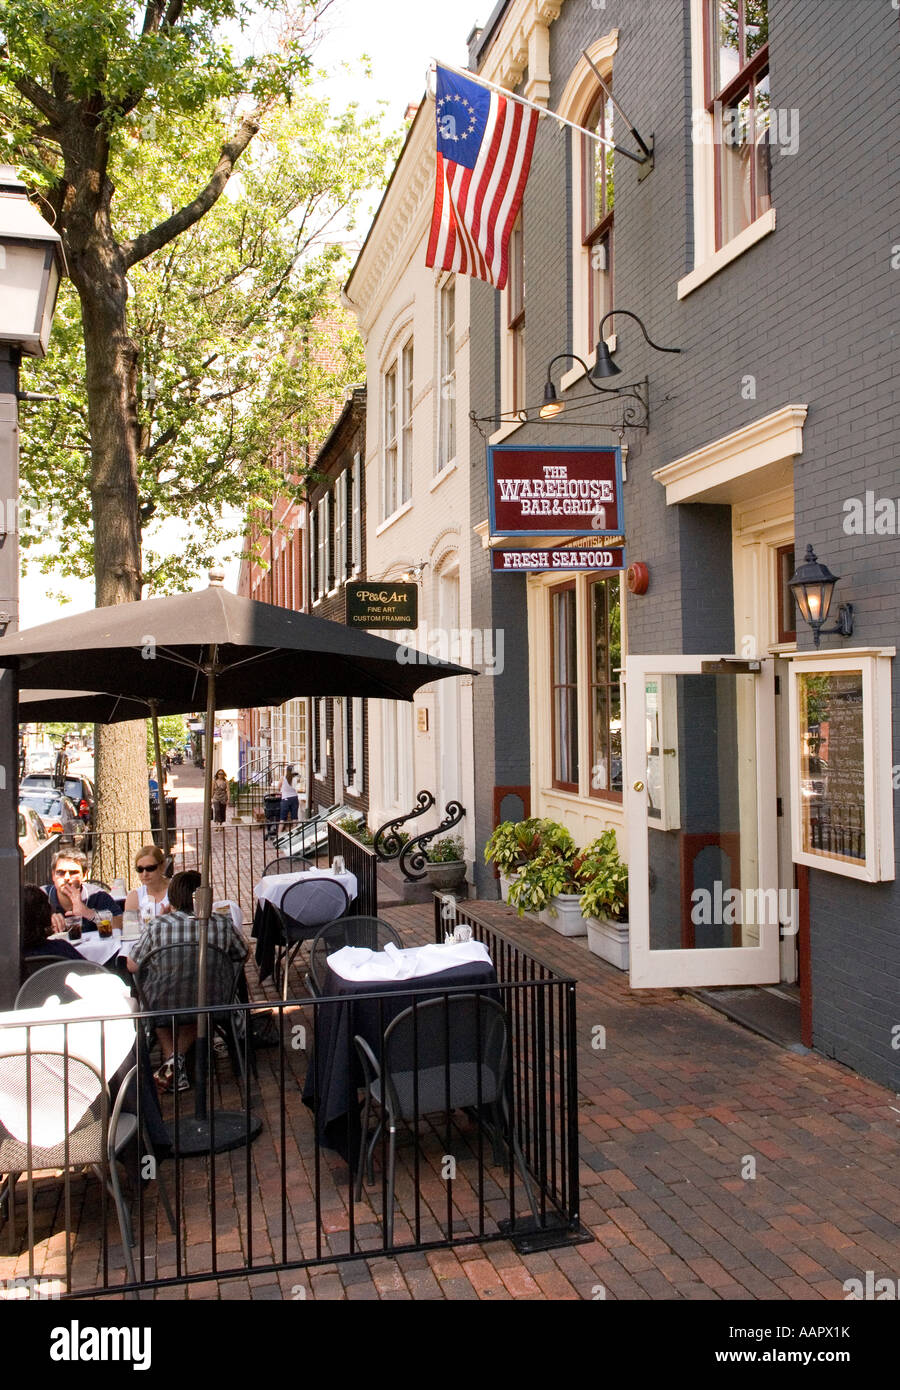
[123, 844, 171, 919]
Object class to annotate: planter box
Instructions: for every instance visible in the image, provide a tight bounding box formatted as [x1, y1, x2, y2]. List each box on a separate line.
[538, 893, 588, 937]
[425, 861, 468, 894]
[499, 872, 515, 902]
[585, 914, 630, 971]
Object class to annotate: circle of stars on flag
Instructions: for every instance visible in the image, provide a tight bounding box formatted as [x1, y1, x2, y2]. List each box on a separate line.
[436, 91, 479, 143]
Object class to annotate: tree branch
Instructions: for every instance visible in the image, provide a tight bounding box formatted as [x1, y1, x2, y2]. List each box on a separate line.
[10, 72, 61, 124]
[122, 114, 261, 268]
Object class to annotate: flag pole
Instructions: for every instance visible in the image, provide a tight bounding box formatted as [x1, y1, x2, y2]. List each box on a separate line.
[429, 58, 650, 164]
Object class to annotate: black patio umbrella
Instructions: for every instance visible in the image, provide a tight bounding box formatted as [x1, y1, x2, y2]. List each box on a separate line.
[1, 573, 474, 1152]
[19, 689, 182, 856]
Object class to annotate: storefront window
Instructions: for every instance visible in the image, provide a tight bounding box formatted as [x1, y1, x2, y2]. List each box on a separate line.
[550, 583, 578, 791]
[797, 670, 865, 866]
[588, 576, 622, 800]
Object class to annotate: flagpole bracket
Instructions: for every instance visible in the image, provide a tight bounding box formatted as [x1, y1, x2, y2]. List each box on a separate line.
[636, 134, 655, 181]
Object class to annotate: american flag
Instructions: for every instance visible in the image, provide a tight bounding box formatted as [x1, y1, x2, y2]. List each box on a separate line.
[426, 65, 538, 291]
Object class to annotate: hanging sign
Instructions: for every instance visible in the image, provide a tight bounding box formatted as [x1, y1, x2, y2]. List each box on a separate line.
[488, 444, 623, 537]
[345, 581, 418, 629]
[492, 546, 626, 572]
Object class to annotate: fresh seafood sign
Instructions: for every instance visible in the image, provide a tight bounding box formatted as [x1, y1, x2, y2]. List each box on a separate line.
[488, 444, 623, 536]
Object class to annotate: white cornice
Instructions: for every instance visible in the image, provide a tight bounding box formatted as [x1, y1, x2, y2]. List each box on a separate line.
[480, 0, 565, 101]
[653, 405, 809, 505]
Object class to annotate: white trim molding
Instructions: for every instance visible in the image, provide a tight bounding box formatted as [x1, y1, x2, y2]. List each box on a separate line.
[654, 404, 808, 506]
[678, 209, 777, 300]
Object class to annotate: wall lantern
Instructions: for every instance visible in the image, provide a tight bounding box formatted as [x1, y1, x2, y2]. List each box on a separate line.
[0, 165, 66, 358]
[788, 545, 854, 648]
[539, 310, 682, 420]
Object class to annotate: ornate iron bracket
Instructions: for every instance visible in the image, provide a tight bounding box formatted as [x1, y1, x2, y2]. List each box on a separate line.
[469, 377, 651, 440]
[398, 802, 466, 881]
[373, 790, 435, 861]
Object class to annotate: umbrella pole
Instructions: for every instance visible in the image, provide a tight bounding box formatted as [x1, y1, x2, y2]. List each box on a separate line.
[178, 650, 261, 1156]
[149, 699, 170, 860]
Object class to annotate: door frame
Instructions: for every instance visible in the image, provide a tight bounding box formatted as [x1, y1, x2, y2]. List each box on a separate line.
[625, 653, 780, 988]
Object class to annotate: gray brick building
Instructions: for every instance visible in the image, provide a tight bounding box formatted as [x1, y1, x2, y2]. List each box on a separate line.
[464, 0, 900, 1089]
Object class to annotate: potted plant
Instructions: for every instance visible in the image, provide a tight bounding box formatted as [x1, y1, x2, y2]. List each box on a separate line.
[484, 817, 575, 902]
[501, 821, 587, 936]
[424, 835, 467, 894]
[576, 830, 630, 969]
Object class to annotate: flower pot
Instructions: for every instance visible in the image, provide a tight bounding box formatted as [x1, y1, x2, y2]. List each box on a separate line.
[425, 860, 468, 894]
[538, 893, 588, 937]
[585, 914, 630, 971]
[498, 871, 520, 903]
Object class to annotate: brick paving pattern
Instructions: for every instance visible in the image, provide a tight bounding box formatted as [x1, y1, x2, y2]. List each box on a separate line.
[5, 797, 898, 1301]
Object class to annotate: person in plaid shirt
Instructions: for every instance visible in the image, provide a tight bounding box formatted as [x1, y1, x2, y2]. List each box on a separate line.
[126, 869, 248, 1092]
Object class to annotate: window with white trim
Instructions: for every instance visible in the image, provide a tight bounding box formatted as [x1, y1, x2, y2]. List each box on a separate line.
[583, 86, 614, 348]
[437, 279, 456, 471]
[334, 477, 347, 585]
[383, 339, 413, 519]
[506, 215, 525, 413]
[312, 697, 324, 777]
[345, 697, 364, 793]
[350, 453, 362, 573]
[316, 497, 327, 600]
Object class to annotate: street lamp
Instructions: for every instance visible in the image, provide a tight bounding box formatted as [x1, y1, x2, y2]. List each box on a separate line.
[539, 310, 682, 418]
[0, 165, 65, 1006]
[788, 545, 854, 648]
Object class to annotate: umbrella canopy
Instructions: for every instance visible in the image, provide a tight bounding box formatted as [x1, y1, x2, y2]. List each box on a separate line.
[2, 578, 470, 703]
[18, 689, 169, 724]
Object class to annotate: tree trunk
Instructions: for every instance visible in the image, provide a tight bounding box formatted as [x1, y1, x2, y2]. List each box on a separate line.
[67, 184, 151, 880]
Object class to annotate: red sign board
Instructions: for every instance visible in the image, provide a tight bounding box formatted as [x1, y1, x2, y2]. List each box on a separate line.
[488, 444, 623, 537]
[492, 547, 626, 573]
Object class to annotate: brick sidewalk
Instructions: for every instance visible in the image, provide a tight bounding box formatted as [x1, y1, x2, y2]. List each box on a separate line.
[3, 898, 897, 1301]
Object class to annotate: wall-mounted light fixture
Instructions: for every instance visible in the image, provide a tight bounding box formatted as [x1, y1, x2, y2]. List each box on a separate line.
[788, 545, 854, 648]
[540, 310, 682, 419]
[401, 562, 427, 582]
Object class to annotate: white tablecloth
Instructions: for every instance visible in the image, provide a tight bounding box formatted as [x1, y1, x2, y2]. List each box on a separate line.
[326, 940, 492, 983]
[68, 930, 133, 966]
[0, 976, 136, 1145]
[254, 868, 358, 909]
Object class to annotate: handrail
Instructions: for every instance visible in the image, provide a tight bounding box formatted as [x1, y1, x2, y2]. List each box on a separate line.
[372, 790, 435, 861]
[398, 801, 466, 882]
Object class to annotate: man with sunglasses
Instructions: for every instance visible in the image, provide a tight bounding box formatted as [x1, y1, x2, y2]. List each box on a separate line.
[43, 850, 124, 934]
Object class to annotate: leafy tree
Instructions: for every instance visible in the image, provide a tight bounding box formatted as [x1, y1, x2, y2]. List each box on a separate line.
[145, 714, 188, 766]
[0, 0, 394, 857]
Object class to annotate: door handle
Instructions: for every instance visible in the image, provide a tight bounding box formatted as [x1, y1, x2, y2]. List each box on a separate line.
[633, 780, 644, 792]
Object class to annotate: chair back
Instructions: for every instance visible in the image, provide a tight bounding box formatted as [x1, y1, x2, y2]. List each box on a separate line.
[15, 960, 112, 1011]
[309, 917, 402, 994]
[279, 877, 349, 931]
[381, 995, 509, 1120]
[0, 1052, 107, 1160]
[20, 955, 67, 984]
[262, 856, 311, 876]
[135, 941, 239, 1014]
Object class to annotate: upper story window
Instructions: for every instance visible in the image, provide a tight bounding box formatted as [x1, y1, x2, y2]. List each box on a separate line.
[550, 582, 579, 792]
[705, 0, 770, 250]
[583, 88, 614, 346]
[383, 339, 413, 518]
[437, 279, 456, 471]
[507, 215, 525, 414]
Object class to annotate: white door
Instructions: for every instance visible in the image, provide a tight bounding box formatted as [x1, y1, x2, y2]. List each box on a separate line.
[625, 654, 781, 988]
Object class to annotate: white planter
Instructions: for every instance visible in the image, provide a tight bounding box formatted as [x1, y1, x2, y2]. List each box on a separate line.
[499, 871, 520, 903]
[585, 914, 630, 971]
[539, 893, 588, 937]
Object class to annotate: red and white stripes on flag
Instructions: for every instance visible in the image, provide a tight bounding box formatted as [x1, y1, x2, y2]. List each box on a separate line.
[426, 65, 539, 291]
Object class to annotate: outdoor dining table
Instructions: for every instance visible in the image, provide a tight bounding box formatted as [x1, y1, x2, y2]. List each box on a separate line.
[301, 941, 498, 1163]
[252, 868, 358, 982]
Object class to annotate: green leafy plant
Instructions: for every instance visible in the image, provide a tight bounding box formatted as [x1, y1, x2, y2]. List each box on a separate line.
[506, 849, 582, 917]
[575, 830, 629, 922]
[333, 814, 374, 847]
[484, 818, 575, 874]
[425, 835, 465, 864]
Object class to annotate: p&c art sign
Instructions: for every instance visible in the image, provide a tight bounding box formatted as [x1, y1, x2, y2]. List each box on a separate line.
[345, 581, 418, 629]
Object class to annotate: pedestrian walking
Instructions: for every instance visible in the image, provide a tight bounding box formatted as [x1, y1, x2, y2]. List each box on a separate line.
[212, 768, 229, 829]
[279, 764, 300, 826]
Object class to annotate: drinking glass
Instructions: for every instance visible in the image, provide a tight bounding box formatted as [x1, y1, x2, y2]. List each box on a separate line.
[454, 925, 472, 944]
[97, 911, 113, 938]
[331, 856, 345, 876]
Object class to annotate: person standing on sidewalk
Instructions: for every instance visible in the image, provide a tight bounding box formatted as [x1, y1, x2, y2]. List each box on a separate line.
[212, 769, 229, 830]
[279, 764, 300, 826]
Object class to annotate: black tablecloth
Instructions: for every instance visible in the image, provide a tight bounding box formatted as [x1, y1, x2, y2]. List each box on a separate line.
[301, 959, 498, 1162]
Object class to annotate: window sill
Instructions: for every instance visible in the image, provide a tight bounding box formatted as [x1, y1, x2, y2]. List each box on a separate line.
[489, 418, 525, 446]
[345, 783, 363, 798]
[375, 499, 413, 536]
[430, 460, 458, 492]
[677, 208, 776, 299]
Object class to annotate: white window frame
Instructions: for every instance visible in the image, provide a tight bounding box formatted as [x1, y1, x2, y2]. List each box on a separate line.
[437, 278, 456, 473]
[401, 340, 414, 505]
[679, 0, 776, 300]
[345, 697, 364, 795]
[384, 359, 399, 520]
[501, 214, 525, 417]
[350, 453, 362, 575]
[316, 497, 327, 601]
[787, 650, 895, 883]
[334, 480, 346, 588]
[313, 697, 328, 781]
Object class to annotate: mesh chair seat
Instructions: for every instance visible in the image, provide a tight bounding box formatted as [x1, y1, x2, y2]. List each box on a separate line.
[272, 878, 349, 1000]
[370, 1063, 500, 1119]
[0, 1112, 138, 1171]
[308, 917, 402, 995]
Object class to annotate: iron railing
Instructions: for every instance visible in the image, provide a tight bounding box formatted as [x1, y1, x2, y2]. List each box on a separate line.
[0, 916, 581, 1297]
[22, 834, 61, 890]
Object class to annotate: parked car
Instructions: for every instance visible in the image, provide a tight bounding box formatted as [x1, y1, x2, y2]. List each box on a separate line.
[19, 789, 84, 847]
[17, 803, 50, 861]
[26, 746, 55, 775]
[22, 772, 95, 824]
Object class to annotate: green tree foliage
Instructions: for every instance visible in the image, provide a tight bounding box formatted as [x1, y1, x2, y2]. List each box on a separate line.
[145, 714, 188, 765]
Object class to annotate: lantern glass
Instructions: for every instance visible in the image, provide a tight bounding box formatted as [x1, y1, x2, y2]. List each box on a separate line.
[0, 241, 51, 351]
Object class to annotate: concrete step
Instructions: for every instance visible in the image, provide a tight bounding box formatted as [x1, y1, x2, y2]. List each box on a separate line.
[376, 859, 434, 905]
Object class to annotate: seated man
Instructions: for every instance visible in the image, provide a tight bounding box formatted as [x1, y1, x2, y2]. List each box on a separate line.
[43, 849, 123, 934]
[126, 870, 248, 1093]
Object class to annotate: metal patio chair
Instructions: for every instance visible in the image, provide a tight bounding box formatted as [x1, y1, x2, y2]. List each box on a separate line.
[272, 876, 350, 1001]
[307, 916, 403, 996]
[354, 993, 539, 1246]
[15, 959, 113, 1010]
[0, 1052, 141, 1289]
[262, 856, 312, 877]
